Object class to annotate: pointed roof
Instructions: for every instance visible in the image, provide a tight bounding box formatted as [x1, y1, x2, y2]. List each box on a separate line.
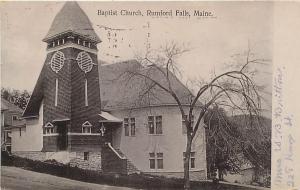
[43, 1, 101, 43]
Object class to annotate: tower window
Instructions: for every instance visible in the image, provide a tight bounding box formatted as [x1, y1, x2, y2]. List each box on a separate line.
[85, 79, 88, 106]
[76, 52, 94, 73]
[50, 51, 65, 73]
[55, 78, 58, 106]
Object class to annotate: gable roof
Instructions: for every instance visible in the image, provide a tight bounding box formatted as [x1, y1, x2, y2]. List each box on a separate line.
[99, 60, 197, 111]
[1, 98, 23, 113]
[43, 1, 101, 43]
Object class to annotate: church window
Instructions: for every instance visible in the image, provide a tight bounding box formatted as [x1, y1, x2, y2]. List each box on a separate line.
[84, 79, 88, 106]
[124, 118, 129, 136]
[124, 118, 135, 136]
[182, 115, 194, 134]
[12, 115, 18, 121]
[183, 152, 196, 169]
[55, 79, 58, 106]
[44, 122, 54, 134]
[84, 152, 89, 160]
[76, 51, 94, 73]
[82, 121, 92, 134]
[149, 152, 164, 169]
[148, 116, 163, 135]
[50, 51, 65, 73]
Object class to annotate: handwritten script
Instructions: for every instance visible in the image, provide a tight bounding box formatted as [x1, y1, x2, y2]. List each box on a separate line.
[273, 66, 295, 189]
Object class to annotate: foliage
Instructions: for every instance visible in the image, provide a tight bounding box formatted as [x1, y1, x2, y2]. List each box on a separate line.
[204, 106, 241, 180]
[1, 153, 264, 190]
[1, 87, 31, 110]
[205, 106, 271, 181]
[120, 42, 269, 189]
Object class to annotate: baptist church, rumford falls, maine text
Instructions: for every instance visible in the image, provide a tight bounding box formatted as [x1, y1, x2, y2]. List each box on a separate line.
[97, 9, 213, 18]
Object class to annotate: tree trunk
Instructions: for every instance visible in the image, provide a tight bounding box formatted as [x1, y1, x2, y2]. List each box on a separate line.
[184, 136, 192, 190]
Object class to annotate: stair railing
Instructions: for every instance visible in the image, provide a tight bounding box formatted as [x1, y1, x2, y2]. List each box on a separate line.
[106, 142, 126, 159]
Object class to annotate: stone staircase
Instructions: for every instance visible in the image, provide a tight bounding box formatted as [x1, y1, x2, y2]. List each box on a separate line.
[102, 143, 140, 175]
[126, 159, 140, 174]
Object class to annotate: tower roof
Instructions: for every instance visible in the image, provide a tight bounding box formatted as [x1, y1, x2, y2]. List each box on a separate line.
[43, 1, 101, 43]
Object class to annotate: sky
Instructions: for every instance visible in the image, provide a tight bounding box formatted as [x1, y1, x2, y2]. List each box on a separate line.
[0, 1, 273, 117]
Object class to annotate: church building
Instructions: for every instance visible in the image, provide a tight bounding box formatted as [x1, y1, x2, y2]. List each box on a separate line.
[11, 2, 207, 180]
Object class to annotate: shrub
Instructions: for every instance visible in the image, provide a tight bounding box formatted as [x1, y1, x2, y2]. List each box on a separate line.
[1, 153, 263, 190]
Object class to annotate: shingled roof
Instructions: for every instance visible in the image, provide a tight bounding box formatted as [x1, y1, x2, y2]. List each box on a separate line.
[1, 99, 23, 113]
[43, 1, 101, 43]
[99, 60, 197, 111]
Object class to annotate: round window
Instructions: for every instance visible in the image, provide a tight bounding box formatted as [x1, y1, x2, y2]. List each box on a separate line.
[50, 51, 65, 73]
[76, 52, 94, 73]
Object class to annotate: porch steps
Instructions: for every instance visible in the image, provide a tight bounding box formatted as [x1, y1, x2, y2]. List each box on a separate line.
[114, 148, 140, 174]
[127, 159, 140, 174]
[102, 144, 140, 175]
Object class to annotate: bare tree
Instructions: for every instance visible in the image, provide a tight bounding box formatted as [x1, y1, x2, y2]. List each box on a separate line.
[117, 42, 269, 190]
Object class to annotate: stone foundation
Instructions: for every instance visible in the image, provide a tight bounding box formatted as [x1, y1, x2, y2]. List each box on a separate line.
[12, 151, 102, 171]
[11, 151, 205, 180]
[69, 152, 102, 171]
[145, 170, 206, 181]
[12, 151, 46, 161]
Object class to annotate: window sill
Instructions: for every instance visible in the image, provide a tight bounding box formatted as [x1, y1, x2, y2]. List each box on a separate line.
[149, 168, 164, 170]
[148, 134, 164, 136]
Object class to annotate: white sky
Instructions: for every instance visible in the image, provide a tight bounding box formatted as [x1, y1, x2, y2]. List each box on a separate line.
[0, 1, 272, 116]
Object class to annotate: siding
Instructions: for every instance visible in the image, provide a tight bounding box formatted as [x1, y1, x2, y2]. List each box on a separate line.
[111, 106, 207, 175]
[12, 103, 43, 152]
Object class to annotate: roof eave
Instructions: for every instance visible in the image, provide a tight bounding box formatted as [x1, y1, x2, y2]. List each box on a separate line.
[42, 30, 101, 44]
[22, 115, 39, 119]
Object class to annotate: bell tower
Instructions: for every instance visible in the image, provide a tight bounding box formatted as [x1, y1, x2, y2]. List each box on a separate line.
[27, 2, 103, 152]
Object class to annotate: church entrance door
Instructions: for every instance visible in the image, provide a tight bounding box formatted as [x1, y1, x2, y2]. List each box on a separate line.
[57, 123, 68, 150]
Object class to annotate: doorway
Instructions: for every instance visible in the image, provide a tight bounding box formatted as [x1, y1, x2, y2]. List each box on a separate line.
[57, 123, 68, 150]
